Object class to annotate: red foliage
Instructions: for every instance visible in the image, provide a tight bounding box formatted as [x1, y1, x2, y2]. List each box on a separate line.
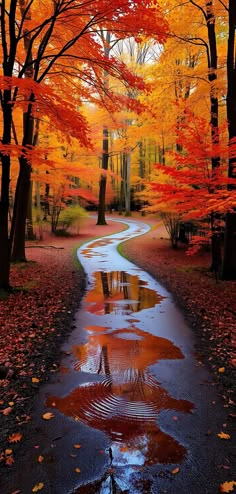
[149, 111, 236, 219]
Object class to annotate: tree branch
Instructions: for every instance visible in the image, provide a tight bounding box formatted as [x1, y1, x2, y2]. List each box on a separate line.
[189, 0, 207, 20]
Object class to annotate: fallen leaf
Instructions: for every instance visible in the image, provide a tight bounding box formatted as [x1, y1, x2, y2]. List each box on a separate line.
[171, 468, 180, 474]
[73, 444, 81, 449]
[218, 367, 225, 373]
[8, 433, 22, 443]
[32, 483, 44, 492]
[5, 449, 13, 455]
[8, 402, 14, 406]
[32, 378, 40, 383]
[5, 455, 14, 466]
[219, 481, 236, 492]
[42, 412, 54, 420]
[217, 432, 231, 440]
[75, 468, 81, 473]
[37, 455, 44, 463]
[1, 407, 13, 416]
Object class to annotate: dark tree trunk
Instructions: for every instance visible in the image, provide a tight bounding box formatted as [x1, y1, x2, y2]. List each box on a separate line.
[0, 155, 11, 289]
[97, 127, 109, 225]
[222, 0, 236, 279]
[223, 212, 236, 279]
[11, 156, 31, 261]
[0, 95, 13, 290]
[0, 0, 17, 289]
[206, 1, 222, 272]
[26, 180, 35, 240]
[11, 100, 34, 261]
[97, 31, 110, 226]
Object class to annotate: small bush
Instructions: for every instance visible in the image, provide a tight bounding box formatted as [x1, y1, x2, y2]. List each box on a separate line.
[56, 204, 88, 233]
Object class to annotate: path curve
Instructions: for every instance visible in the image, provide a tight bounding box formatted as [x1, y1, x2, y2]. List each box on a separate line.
[0, 218, 233, 494]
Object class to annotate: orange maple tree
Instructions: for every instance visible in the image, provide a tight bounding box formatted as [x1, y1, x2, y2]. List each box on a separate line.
[0, 0, 168, 290]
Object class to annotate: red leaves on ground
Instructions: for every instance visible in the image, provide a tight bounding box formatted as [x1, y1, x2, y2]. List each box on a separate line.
[8, 433, 22, 443]
[0, 218, 126, 462]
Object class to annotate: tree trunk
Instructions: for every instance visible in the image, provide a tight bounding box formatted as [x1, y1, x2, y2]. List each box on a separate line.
[0, 155, 11, 289]
[26, 181, 35, 240]
[206, 1, 222, 272]
[124, 153, 131, 216]
[0, 95, 13, 290]
[97, 31, 110, 225]
[11, 156, 32, 261]
[223, 212, 236, 279]
[222, 0, 236, 279]
[97, 127, 109, 225]
[11, 103, 34, 261]
[11, 0, 35, 258]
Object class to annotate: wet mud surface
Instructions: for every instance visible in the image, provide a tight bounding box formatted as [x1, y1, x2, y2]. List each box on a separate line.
[0, 219, 234, 494]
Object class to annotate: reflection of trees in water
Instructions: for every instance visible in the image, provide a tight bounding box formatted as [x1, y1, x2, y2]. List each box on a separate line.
[74, 326, 184, 378]
[75, 466, 129, 494]
[98, 345, 111, 379]
[50, 275, 193, 474]
[97, 345, 148, 401]
[48, 334, 192, 464]
[85, 271, 164, 315]
[74, 446, 134, 494]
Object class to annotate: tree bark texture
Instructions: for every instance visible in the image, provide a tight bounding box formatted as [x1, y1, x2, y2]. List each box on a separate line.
[222, 0, 236, 279]
[0, 95, 13, 289]
[97, 127, 109, 225]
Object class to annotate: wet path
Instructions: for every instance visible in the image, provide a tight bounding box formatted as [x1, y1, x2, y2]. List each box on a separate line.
[1, 219, 233, 494]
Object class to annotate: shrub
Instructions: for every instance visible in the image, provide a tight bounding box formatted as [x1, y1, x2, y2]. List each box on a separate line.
[56, 204, 88, 233]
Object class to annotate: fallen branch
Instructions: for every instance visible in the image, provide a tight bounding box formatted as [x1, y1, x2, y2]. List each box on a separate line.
[26, 245, 64, 250]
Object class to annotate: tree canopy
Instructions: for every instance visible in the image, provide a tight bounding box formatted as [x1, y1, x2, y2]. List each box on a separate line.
[1, 0, 236, 287]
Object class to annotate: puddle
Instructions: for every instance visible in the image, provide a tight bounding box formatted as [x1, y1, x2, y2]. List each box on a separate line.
[47, 267, 193, 473]
[84, 271, 164, 315]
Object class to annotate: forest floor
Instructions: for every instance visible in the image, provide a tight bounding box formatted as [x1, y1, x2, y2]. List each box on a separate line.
[0, 213, 235, 471]
[122, 214, 236, 406]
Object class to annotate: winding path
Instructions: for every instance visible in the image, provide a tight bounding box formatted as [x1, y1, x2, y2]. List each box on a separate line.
[1, 219, 233, 494]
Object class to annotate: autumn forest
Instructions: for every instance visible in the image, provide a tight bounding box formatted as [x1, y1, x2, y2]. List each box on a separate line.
[0, 0, 236, 289]
[0, 1, 236, 493]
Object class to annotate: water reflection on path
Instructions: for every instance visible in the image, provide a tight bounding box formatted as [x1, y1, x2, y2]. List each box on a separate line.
[1, 219, 232, 494]
[47, 219, 195, 492]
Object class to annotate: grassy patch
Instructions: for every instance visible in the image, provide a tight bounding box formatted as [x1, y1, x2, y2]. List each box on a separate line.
[12, 260, 36, 269]
[176, 265, 208, 274]
[117, 242, 129, 260]
[18, 280, 39, 291]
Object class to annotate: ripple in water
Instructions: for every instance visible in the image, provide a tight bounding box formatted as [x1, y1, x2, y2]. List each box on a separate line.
[47, 327, 193, 466]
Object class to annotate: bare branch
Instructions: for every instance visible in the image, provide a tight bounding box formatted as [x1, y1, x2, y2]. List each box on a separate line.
[217, 0, 228, 11]
[188, 0, 207, 20]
